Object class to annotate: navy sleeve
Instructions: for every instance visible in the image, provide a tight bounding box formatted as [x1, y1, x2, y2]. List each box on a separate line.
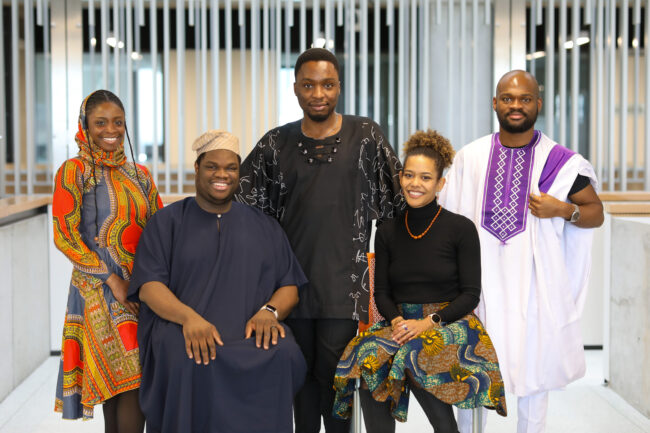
[127, 209, 173, 302]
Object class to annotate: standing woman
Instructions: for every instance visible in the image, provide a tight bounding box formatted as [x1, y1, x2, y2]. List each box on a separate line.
[52, 90, 162, 433]
[333, 130, 507, 432]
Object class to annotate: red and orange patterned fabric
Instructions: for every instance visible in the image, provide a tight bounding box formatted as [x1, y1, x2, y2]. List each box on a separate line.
[53, 91, 162, 420]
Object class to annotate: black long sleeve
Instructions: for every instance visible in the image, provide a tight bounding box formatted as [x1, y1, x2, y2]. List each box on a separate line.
[373, 200, 481, 324]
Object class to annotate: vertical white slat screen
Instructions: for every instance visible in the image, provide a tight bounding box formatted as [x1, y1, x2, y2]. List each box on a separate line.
[177, 0, 186, 192]
[397, 0, 405, 147]
[632, 0, 640, 179]
[313, 0, 320, 43]
[251, 0, 259, 146]
[113, 0, 120, 94]
[409, 0, 416, 133]
[447, 0, 454, 140]
[126, 0, 134, 155]
[163, 0, 171, 193]
[596, 0, 604, 184]
[300, 0, 306, 52]
[619, 0, 628, 190]
[24, 0, 35, 194]
[11, 0, 20, 194]
[201, 0, 209, 133]
[226, 0, 233, 130]
[4, 0, 650, 196]
[239, 0, 247, 153]
[373, 0, 381, 122]
[211, 0, 220, 130]
[101, 0, 109, 88]
[0, 0, 6, 196]
[263, 0, 270, 131]
[151, 0, 160, 184]
[388, 0, 395, 145]
[646, 0, 650, 191]
[607, 0, 615, 189]
[570, 0, 579, 153]
[360, 0, 368, 117]
[421, 0, 429, 129]
[556, 0, 567, 149]
[348, 0, 356, 115]
[545, 0, 555, 139]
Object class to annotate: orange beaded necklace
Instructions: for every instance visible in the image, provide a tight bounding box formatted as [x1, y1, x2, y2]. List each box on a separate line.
[405, 205, 442, 240]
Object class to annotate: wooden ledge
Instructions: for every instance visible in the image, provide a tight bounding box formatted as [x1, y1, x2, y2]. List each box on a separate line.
[599, 192, 650, 201]
[605, 202, 650, 216]
[0, 195, 51, 220]
[0, 194, 192, 220]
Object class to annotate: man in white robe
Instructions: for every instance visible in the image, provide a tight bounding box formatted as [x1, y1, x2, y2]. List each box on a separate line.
[439, 70, 604, 433]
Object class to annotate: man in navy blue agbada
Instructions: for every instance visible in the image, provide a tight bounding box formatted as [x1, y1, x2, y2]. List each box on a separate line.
[129, 130, 307, 433]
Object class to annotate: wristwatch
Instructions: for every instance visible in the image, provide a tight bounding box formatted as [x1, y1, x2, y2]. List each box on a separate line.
[569, 203, 580, 223]
[260, 304, 278, 319]
[428, 313, 442, 325]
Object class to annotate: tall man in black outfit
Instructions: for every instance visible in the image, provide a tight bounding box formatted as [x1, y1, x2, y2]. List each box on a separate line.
[237, 48, 403, 432]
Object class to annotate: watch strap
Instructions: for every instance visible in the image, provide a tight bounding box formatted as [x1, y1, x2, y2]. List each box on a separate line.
[261, 304, 278, 319]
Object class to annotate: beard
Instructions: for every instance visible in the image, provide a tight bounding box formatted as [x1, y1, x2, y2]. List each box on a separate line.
[306, 108, 335, 122]
[497, 108, 538, 133]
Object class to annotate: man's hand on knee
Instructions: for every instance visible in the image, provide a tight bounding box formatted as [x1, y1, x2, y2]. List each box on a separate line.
[182, 312, 223, 365]
[245, 310, 285, 350]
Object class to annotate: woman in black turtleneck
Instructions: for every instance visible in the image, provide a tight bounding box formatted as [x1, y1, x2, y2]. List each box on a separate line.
[332, 130, 506, 432]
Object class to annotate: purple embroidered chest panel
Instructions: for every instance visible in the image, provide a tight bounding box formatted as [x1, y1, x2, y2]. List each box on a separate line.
[481, 131, 541, 242]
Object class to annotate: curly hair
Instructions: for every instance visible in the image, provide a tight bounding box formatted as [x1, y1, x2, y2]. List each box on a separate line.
[402, 129, 455, 179]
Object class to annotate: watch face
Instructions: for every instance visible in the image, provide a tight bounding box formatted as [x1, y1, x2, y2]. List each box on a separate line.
[570, 206, 580, 223]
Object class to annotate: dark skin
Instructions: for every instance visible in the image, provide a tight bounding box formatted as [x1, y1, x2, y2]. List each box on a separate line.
[294, 60, 342, 139]
[494, 70, 604, 228]
[86, 101, 140, 316]
[139, 149, 300, 365]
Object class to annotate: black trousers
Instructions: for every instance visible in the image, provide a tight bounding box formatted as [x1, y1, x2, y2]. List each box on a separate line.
[285, 318, 358, 433]
[359, 384, 459, 433]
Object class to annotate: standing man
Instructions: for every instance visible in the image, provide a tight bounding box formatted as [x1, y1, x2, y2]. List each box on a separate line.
[128, 130, 308, 433]
[237, 48, 403, 432]
[440, 70, 604, 433]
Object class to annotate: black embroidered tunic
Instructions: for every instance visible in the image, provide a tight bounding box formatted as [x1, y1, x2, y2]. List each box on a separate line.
[237, 115, 404, 320]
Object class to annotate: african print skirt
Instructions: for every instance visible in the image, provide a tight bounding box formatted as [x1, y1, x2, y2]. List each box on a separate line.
[332, 303, 507, 422]
[54, 270, 141, 420]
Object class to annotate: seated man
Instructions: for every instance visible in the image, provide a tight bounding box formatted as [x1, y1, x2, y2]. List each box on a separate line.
[128, 130, 307, 433]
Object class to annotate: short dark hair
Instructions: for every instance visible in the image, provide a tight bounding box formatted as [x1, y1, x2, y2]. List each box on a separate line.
[294, 48, 340, 78]
[195, 152, 241, 166]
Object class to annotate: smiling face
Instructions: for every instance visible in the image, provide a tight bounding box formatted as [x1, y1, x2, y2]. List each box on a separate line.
[493, 71, 542, 134]
[194, 149, 240, 213]
[86, 101, 125, 152]
[399, 154, 445, 208]
[294, 60, 341, 122]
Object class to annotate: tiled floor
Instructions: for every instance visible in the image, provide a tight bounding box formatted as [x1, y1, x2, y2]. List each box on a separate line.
[0, 351, 648, 432]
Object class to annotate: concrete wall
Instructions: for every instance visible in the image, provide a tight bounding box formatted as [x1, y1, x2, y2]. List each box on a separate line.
[0, 213, 51, 402]
[609, 217, 650, 419]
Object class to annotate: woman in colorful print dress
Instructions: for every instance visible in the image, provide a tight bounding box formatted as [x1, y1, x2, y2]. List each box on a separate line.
[53, 90, 162, 433]
[333, 130, 507, 432]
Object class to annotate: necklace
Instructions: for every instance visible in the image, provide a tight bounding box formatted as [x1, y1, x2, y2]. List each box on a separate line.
[301, 113, 341, 139]
[405, 205, 442, 239]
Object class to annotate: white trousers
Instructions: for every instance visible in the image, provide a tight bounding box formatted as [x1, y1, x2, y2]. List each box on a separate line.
[457, 391, 549, 433]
